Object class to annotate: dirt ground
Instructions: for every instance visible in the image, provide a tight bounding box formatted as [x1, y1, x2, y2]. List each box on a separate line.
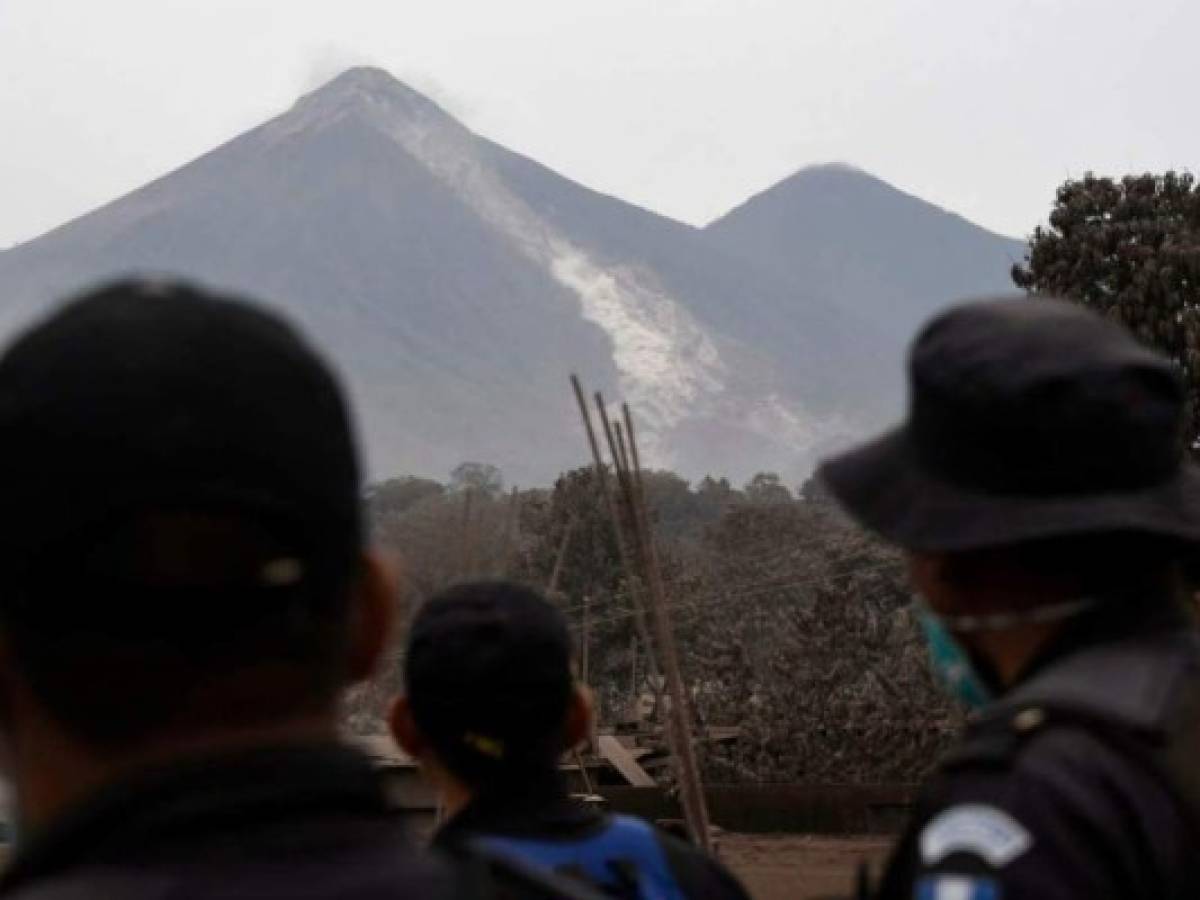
[719, 834, 894, 900]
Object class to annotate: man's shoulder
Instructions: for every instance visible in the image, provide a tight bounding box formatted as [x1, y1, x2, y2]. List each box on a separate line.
[885, 699, 1198, 899]
[935, 701, 1183, 836]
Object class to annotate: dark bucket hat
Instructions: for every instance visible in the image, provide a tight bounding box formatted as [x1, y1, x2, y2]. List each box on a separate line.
[818, 296, 1200, 551]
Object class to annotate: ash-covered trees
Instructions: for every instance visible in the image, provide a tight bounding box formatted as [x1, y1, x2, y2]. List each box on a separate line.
[682, 492, 959, 783]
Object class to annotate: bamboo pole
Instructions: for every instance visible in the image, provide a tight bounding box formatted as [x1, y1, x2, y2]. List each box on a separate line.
[569, 376, 664, 694]
[629, 631, 639, 717]
[575, 381, 710, 849]
[541, 505, 597, 797]
[498, 485, 520, 576]
[573, 747, 595, 796]
[547, 516, 576, 598]
[581, 594, 600, 754]
[596, 397, 664, 718]
[581, 594, 591, 688]
[621, 403, 712, 849]
[459, 487, 475, 577]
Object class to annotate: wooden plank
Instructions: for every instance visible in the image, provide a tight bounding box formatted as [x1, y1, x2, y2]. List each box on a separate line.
[598, 734, 657, 787]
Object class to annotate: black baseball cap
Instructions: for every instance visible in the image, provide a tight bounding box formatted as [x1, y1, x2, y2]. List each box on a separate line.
[0, 278, 363, 597]
[404, 581, 574, 779]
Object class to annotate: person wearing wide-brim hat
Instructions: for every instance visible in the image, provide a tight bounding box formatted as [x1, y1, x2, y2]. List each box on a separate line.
[819, 296, 1200, 900]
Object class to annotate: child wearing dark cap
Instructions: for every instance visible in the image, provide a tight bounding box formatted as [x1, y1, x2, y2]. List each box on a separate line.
[391, 581, 751, 900]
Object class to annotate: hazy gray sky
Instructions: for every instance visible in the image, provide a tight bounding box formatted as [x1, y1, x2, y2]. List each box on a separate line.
[2, 0, 1195, 247]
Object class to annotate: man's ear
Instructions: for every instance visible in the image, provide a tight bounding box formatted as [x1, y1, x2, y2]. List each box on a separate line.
[388, 695, 427, 759]
[564, 683, 595, 751]
[345, 550, 398, 683]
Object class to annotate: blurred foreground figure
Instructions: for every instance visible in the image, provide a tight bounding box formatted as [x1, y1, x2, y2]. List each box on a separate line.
[0, 280, 577, 899]
[391, 581, 751, 900]
[820, 297, 1200, 899]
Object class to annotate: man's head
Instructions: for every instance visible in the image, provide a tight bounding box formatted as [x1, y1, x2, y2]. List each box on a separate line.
[905, 532, 1188, 622]
[0, 279, 393, 760]
[391, 582, 591, 801]
[818, 297, 1200, 686]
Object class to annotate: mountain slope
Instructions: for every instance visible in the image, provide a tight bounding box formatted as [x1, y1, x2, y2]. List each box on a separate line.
[0, 69, 877, 483]
[0, 73, 624, 483]
[478, 142, 887, 416]
[705, 164, 1025, 350]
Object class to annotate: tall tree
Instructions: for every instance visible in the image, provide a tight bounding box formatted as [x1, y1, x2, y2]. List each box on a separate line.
[448, 461, 504, 497]
[743, 472, 793, 505]
[1013, 172, 1200, 445]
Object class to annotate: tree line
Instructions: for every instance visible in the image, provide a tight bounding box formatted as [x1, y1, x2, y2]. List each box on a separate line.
[346, 463, 960, 785]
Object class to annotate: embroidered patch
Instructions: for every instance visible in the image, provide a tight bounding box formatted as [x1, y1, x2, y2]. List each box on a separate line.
[919, 805, 1031, 868]
[916, 875, 999, 900]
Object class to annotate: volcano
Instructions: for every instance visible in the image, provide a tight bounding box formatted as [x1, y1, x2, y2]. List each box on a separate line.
[0, 68, 1022, 484]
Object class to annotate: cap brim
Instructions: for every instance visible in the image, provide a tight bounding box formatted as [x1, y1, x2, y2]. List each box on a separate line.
[818, 426, 1200, 551]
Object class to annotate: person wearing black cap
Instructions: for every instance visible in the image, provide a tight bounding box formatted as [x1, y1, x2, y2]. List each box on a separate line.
[819, 296, 1200, 899]
[391, 581, 751, 900]
[0, 278, 592, 900]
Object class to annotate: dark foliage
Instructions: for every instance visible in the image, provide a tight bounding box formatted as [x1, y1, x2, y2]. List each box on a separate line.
[1013, 172, 1200, 446]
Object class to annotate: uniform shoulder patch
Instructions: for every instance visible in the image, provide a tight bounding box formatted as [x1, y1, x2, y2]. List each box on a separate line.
[919, 804, 1032, 868]
[916, 875, 999, 900]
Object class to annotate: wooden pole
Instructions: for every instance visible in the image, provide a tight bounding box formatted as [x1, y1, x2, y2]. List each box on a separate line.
[569, 376, 664, 694]
[571, 377, 713, 842]
[620, 402, 713, 851]
[460, 487, 475, 578]
[581, 594, 600, 754]
[629, 631, 639, 719]
[573, 747, 595, 796]
[581, 594, 591, 689]
[612, 421, 633, 480]
[498, 486, 520, 576]
[582, 386, 711, 850]
[547, 516, 576, 598]
[598, 399, 664, 718]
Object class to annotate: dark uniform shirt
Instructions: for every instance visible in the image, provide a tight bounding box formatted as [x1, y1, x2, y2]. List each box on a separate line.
[435, 775, 751, 900]
[877, 603, 1200, 900]
[0, 743, 582, 900]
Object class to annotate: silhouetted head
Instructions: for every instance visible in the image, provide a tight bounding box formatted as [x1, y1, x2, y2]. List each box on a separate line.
[820, 296, 1198, 690]
[392, 581, 591, 796]
[0, 278, 392, 758]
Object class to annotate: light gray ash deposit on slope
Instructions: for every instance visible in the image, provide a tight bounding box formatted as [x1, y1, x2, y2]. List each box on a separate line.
[277, 69, 840, 471]
[0, 68, 1019, 484]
